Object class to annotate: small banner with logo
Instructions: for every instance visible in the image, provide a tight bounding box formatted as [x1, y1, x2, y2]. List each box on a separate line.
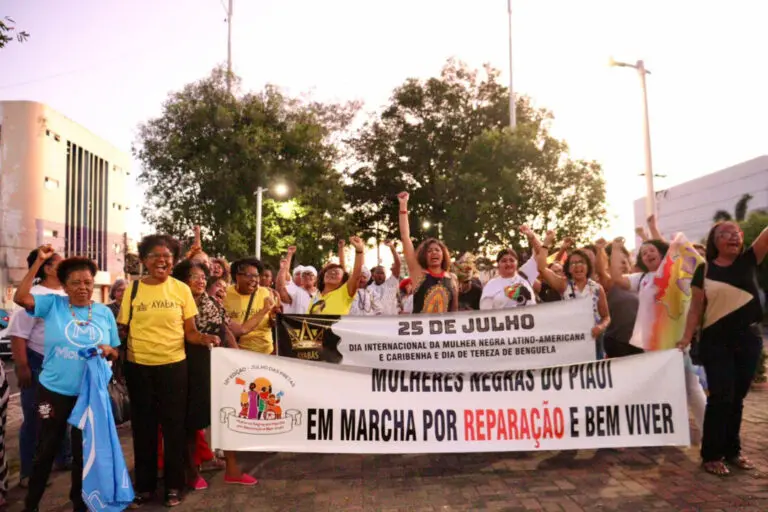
[276, 300, 596, 371]
[210, 348, 690, 453]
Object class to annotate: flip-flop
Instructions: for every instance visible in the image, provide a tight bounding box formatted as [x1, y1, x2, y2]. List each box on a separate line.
[727, 455, 755, 470]
[702, 461, 730, 477]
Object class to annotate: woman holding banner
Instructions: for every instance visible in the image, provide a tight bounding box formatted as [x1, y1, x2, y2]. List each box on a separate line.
[397, 192, 458, 314]
[536, 248, 610, 359]
[680, 221, 768, 476]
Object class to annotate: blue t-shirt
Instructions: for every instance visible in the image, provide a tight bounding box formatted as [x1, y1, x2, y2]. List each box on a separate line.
[32, 295, 120, 397]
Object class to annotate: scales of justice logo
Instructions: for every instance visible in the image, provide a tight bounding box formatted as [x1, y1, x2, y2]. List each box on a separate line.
[219, 374, 301, 436]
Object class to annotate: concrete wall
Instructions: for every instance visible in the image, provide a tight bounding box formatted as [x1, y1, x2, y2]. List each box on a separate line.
[633, 156, 768, 245]
[0, 101, 131, 303]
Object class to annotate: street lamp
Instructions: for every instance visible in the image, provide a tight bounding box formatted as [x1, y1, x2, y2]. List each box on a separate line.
[507, 0, 516, 129]
[422, 220, 431, 230]
[255, 183, 288, 259]
[609, 57, 655, 217]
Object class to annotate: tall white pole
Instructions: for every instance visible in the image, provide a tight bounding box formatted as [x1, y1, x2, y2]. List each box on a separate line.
[255, 187, 263, 259]
[507, 0, 516, 129]
[637, 60, 655, 217]
[226, 0, 234, 93]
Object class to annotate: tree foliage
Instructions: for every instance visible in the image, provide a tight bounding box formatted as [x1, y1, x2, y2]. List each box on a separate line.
[741, 209, 768, 292]
[712, 193, 753, 223]
[134, 67, 359, 267]
[0, 16, 29, 49]
[344, 59, 608, 255]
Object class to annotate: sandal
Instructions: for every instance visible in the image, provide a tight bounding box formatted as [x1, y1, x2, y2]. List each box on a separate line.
[702, 461, 730, 477]
[128, 492, 153, 509]
[165, 490, 183, 508]
[727, 455, 755, 470]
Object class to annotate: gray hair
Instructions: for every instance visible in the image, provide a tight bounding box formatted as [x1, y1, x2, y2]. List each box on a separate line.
[109, 279, 127, 301]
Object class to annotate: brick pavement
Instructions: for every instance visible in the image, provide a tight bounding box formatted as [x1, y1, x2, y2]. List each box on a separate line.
[3, 390, 768, 512]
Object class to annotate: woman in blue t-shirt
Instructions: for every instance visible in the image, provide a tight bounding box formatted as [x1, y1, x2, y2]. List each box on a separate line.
[13, 246, 120, 511]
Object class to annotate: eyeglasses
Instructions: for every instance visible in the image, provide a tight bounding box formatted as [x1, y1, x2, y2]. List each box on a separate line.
[570, 261, 586, 267]
[189, 274, 207, 282]
[717, 231, 742, 240]
[238, 272, 260, 280]
[147, 252, 173, 260]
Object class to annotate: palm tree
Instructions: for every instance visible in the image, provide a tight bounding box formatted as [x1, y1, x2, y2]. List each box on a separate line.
[712, 193, 753, 223]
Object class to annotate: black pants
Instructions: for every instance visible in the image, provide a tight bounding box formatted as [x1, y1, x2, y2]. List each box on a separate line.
[25, 384, 85, 511]
[124, 360, 188, 495]
[699, 327, 762, 462]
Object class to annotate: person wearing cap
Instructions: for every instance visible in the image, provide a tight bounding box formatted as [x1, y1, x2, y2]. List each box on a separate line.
[276, 247, 318, 315]
[349, 266, 382, 316]
[369, 241, 402, 316]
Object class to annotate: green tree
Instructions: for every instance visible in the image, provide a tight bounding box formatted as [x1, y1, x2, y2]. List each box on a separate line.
[712, 193, 753, 223]
[344, 59, 607, 255]
[740, 209, 768, 292]
[134, 67, 359, 267]
[0, 16, 28, 49]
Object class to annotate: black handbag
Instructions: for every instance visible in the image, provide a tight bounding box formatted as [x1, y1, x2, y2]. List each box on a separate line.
[109, 378, 131, 426]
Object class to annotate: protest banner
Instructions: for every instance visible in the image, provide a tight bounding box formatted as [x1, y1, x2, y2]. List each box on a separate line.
[276, 300, 595, 371]
[211, 348, 690, 453]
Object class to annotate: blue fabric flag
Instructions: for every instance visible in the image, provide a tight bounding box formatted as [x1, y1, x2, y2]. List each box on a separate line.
[68, 348, 134, 511]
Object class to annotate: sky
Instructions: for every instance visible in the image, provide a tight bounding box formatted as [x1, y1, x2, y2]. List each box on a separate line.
[2, 0, 767, 250]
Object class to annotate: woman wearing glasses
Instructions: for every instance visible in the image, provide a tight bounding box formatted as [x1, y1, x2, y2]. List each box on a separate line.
[223, 258, 276, 354]
[118, 235, 220, 508]
[680, 221, 768, 476]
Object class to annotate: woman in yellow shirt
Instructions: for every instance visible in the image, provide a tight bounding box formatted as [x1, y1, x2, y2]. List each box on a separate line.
[308, 236, 365, 315]
[118, 235, 220, 508]
[223, 258, 276, 354]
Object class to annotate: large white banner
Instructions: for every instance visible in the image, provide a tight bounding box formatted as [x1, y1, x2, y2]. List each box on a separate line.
[276, 299, 596, 371]
[211, 348, 690, 453]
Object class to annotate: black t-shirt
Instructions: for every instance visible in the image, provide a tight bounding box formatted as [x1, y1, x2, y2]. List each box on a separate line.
[458, 283, 482, 311]
[692, 247, 762, 335]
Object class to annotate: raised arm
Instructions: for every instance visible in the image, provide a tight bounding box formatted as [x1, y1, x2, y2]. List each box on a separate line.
[609, 238, 632, 290]
[535, 242, 567, 294]
[346, 236, 365, 296]
[398, 192, 423, 279]
[519, 225, 543, 254]
[647, 214, 666, 243]
[552, 236, 573, 265]
[14, 245, 54, 312]
[751, 226, 768, 264]
[275, 247, 296, 304]
[337, 239, 347, 271]
[240, 295, 275, 333]
[594, 238, 612, 290]
[635, 226, 650, 243]
[385, 240, 401, 278]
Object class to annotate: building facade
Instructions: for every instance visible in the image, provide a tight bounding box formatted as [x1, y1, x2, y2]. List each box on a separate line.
[0, 101, 131, 304]
[633, 156, 768, 244]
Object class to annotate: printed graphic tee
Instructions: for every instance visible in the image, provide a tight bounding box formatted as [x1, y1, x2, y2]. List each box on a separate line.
[33, 295, 120, 396]
[480, 275, 536, 310]
[224, 285, 273, 354]
[308, 285, 354, 316]
[118, 278, 198, 366]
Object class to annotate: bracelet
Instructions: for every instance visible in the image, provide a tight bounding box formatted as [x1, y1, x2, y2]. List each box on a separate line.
[542, 245, 551, 251]
[356, 250, 364, 254]
[399, 210, 408, 214]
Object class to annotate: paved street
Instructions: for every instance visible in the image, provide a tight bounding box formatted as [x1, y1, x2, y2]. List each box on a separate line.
[3, 389, 768, 511]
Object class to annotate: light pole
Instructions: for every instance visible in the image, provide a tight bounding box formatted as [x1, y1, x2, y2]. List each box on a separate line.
[255, 183, 288, 259]
[610, 57, 655, 217]
[507, 0, 516, 129]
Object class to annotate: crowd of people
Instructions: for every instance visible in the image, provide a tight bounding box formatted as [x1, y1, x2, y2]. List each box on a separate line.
[2, 189, 766, 509]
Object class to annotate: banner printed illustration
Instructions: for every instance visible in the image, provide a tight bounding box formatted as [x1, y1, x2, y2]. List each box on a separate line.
[276, 300, 596, 371]
[217, 370, 302, 436]
[211, 348, 690, 454]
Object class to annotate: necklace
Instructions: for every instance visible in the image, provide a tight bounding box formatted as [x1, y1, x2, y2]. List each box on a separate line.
[69, 301, 93, 326]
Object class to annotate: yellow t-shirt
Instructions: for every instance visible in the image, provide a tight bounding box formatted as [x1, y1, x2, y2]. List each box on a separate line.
[117, 278, 198, 366]
[224, 285, 273, 354]
[308, 285, 354, 315]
